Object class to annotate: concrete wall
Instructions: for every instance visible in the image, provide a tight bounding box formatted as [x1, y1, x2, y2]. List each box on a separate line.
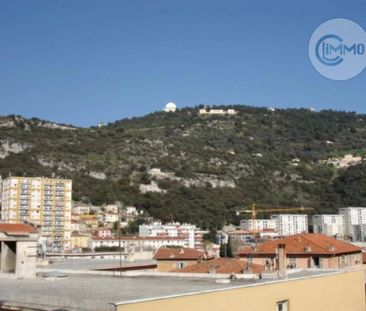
[129, 251, 153, 261]
[15, 241, 37, 278]
[248, 253, 362, 270]
[157, 260, 198, 272]
[115, 269, 366, 311]
[1, 241, 16, 273]
[0, 240, 37, 278]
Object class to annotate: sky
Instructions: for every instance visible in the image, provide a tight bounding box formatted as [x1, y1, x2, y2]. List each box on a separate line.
[0, 0, 365, 127]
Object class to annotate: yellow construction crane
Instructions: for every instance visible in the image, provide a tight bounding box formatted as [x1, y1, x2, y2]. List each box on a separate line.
[236, 203, 314, 228]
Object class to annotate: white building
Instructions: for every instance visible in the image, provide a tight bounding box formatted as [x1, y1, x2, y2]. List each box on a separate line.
[72, 204, 90, 215]
[103, 212, 119, 223]
[339, 207, 366, 241]
[104, 204, 118, 213]
[228, 229, 278, 242]
[240, 219, 277, 231]
[312, 215, 345, 237]
[270, 214, 308, 236]
[321, 154, 363, 169]
[126, 206, 138, 215]
[88, 235, 187, 251]
[70, 220, 80, 233]
[198, 108, 238, 115]
[139, 222, 199, 248]
[1, 176, 72, 253]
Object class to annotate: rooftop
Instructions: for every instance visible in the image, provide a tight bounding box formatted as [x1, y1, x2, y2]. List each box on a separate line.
[238, 233, 362, 256]
[172, 258, 264, 274]
[0, 223, 38, 235]
[0, 268, 346, 311]
[153, 247, 211, 260]
[45, 258, 155, 271]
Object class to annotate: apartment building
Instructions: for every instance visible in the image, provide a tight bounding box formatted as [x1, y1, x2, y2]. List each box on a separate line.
[139, 222, 201, 248]
[1, 176, 72, 253]
[238, 233, 362, 270]
[89, 235, 188, 251]
[312, 214, 345, 237]
[339, 207, 366, 241]
[240, 219, 277, 231]
[270, 214, 308, 236]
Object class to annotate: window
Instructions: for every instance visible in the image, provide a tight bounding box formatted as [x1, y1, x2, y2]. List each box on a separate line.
[289, 257, 296, 269]
[176, 262, 186, 269]
[277, 300, 289, 311]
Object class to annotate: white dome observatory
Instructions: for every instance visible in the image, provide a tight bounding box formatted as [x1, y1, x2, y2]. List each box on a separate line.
[164, 102, 177, 112]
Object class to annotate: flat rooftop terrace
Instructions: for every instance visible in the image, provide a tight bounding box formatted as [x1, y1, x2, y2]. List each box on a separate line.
[44, 258, 155, 271]
[0, 268, 342, 311]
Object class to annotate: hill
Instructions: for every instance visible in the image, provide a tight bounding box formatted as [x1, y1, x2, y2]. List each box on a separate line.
[1, 105, 366, 229]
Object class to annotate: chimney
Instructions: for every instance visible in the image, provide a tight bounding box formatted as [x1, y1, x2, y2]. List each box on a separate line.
[328, 245, 335, 252]
[304, 245, 312, 253]
[276, 243, 286, 278]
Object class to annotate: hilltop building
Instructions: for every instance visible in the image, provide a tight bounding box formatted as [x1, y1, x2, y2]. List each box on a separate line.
[270, 214, 308, 236]
[312, 214, 345, 237]
[339, 207, 366, 241]
[1, 176, 72, 253]
[320, 154, 363, 168]
[198, 108, 238, 115]
[163, 102, 177, 112]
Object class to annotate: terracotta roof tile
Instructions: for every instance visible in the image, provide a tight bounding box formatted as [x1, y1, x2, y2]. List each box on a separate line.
[0, 223, 37, 234]
[238, 233, 361, 256]
[153, 247, 213, 260]
[172, 258, 264, 274]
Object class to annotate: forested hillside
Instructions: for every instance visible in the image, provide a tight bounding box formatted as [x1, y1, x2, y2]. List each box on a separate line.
[1, 105, 366, 229]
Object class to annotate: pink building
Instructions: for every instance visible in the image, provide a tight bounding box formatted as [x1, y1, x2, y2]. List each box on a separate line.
[95, 228, 112, 238]
[238, 233, 362, 271]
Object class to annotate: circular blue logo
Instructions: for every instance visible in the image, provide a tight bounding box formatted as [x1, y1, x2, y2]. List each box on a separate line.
[309, 18, 366, 80]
